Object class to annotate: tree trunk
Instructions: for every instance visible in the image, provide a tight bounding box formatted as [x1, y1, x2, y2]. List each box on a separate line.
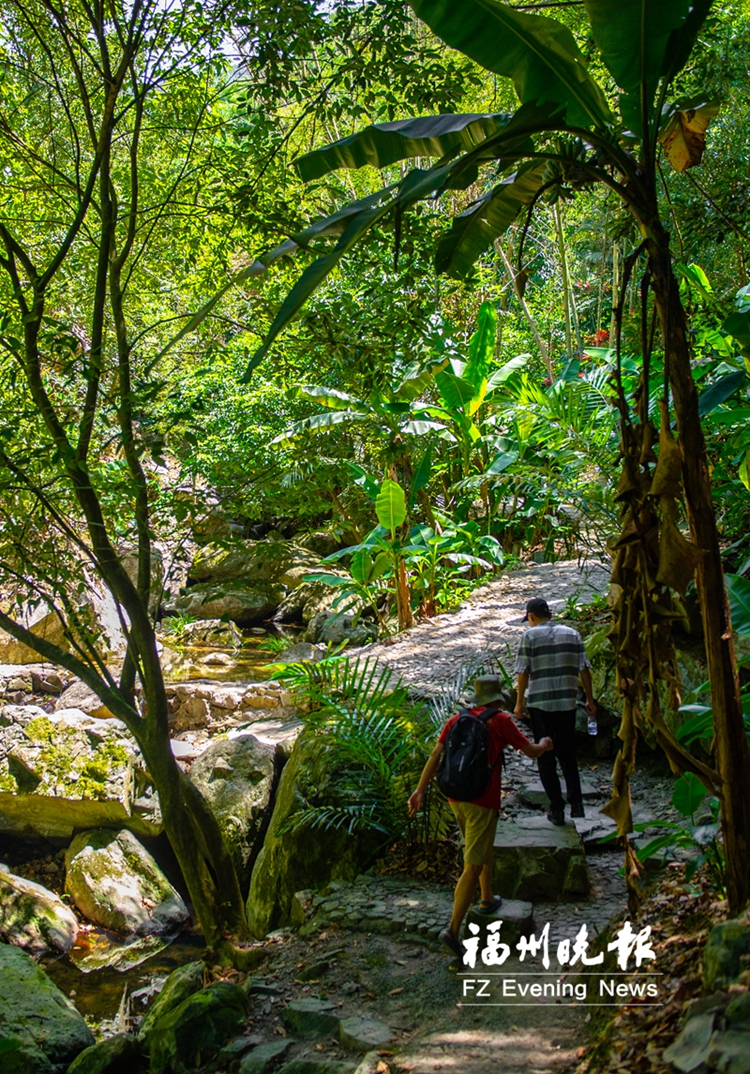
[647, 224, 750, 913]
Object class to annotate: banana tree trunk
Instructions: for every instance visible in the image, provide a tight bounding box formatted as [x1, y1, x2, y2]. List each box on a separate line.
[647, 224, 750, 912]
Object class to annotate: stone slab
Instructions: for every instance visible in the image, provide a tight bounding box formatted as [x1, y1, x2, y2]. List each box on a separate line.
[338, 1017, 394, 1053]
[494, 815, 584, 851]
[516, 779, 600, 809]
[493, 816, 588, 901]
[282, 999, 341, 1039]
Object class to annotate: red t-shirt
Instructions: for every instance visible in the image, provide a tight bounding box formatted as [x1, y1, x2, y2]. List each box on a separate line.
[438, 706, 531, 810]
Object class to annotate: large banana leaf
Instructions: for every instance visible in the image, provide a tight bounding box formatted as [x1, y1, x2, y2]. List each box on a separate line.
[463, 302, 497, 416]
[486, 354, 529, 391]
[297, 113, 510, 182]
[583, 0, 702, 133]
[409, 0, 612, 129]
[270, 409, 368, 445]
[375, 479, 407, 534]
[697, 370, 748, 417]
[298, 385, 363, 409]
[435, 370, 477, 412]
[436, 164, 546, 279]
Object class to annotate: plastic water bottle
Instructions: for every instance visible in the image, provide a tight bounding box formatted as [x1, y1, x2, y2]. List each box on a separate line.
[587, 715, 598, 736]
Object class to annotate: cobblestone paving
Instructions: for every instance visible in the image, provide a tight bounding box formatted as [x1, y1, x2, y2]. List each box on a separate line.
[351, 559, 610, 697]
[306, 850, 626, 951]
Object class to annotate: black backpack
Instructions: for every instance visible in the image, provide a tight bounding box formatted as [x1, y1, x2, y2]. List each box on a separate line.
[436, 703, 504, 802]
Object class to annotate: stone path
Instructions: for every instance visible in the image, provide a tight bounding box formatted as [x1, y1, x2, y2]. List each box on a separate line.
[352, 560, 610, 697]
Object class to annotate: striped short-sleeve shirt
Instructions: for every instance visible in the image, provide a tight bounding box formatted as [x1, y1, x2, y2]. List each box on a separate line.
[513, 622, 590, 712]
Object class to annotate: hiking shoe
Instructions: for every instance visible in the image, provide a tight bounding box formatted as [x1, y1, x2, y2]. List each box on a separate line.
[570, 804, 585, 818]
[439, 927, 461, 957]
[475, 895, 503, 914]
[547, 808, 565, 826]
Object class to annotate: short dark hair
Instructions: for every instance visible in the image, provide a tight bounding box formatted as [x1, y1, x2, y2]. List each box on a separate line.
[523, 597, 551, 621]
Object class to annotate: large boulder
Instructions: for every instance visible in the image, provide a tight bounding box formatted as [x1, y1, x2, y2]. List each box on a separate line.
[65, 829, 188, 936]
[173, 581, 284, 626]
[190, 539, 320, 589]
[189, 735, 276, 886]
[0, 942, 94, 1073]
[0, 591, 129, 667]
[175, 619, 243, 649]
[274, 579, 351, 627]
[0, 706, 160, 840]
[146, 981, 248, 1074]
[246, 736, 380, 938]
[0, 864, 78, 957]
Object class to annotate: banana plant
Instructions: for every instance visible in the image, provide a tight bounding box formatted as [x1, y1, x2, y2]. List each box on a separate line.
[245, 0, 750, 913]
[425, 300, 529, 480]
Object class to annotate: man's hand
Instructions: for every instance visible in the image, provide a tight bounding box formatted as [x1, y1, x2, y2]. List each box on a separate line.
[408, 788, 425, 817]
[514, 701, 527, 720]
[585, 697, 597, 717]
[539, 735, 554, 752]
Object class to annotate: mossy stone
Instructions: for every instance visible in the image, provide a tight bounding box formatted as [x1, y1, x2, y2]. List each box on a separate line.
[65, 828, 187, 935]
[282, 998, 341, 1039]
[246, 736, 380, 937]
[704, 920, 750, 990]
[137, 961, 204, 1049]
[147, 981, 248, 1074]
[0, 942, 94, 1073]
[66, 1033, 146, 1074]
[238, 1039, 292, 1074]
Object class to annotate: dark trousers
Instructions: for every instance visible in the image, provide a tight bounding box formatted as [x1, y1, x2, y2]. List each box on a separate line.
[528, 707, 582, 811]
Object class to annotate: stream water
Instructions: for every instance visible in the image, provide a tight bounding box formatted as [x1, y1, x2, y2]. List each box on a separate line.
[160, 628, 301, 684]
[43, 932, 206, 1030]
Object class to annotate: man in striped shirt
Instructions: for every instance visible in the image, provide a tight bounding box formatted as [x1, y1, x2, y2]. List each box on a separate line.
[513, 597, 597, 825]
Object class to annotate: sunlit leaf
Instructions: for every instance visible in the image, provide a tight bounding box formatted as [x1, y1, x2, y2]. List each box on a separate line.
[411, 0, 612, 128]
[375, 479, 407, 534]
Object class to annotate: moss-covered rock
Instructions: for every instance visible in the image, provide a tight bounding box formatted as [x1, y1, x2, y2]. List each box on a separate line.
[66, 1033, 145, 1074]
[189, 735, 276, 887]
[173, 581, 285, 626]
[0, 863, 78, 956]
[65, 829, 188, 935]
[190, 540, 319, 589]
[146, 981, 248, 1074]
[137, 961, 204, 1050]
[246, 736, 380, 938]
[0, 706, 160, 840]
[0, 942, 94, 1073]
[703, 919, 750, 991]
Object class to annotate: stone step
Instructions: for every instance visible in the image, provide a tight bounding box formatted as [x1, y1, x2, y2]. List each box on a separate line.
[493, 815, 589, 901]
[514, 779, 602, 809]
[464, 897, 533, 946]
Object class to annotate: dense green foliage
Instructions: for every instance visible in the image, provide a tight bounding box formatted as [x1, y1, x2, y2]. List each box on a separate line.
[2, 0, 750, 936]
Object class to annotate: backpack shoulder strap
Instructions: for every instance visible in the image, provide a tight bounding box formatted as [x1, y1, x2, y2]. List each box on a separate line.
[476, 701, 505, 723]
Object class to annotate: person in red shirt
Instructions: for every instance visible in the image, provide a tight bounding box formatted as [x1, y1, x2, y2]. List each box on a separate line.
[408, 675, 553, 957]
